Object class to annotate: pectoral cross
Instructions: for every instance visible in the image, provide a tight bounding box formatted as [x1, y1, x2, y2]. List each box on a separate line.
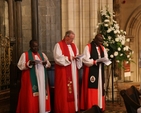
[67, 80, 72, 93]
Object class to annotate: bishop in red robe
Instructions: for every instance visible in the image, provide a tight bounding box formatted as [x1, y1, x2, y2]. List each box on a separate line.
[53, 30, 82, 113]
[80, 34, 110, 112]
[16, 40, 51, 113]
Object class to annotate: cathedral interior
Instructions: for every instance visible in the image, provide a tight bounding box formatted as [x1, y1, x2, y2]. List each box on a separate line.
[0, 0, 141, 113]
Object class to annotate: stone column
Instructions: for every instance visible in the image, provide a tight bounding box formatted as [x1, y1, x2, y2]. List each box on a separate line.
[8, 0, 14, 42]
[0, 1, 5, 35]
[31, 0, 38, 40]
[15, 1, 22, 58]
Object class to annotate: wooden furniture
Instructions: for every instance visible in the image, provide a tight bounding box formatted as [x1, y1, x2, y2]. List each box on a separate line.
[120, 85, 141, 113]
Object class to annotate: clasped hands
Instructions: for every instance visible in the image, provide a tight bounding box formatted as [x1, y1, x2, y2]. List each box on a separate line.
[71, 56, 80, 61]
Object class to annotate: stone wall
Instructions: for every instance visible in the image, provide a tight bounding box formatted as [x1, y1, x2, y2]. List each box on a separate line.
[22, 0, 32, 52]
[38, 0, 61, 61]
[61, 0, 113, 54]
[21, 0, 61, 61]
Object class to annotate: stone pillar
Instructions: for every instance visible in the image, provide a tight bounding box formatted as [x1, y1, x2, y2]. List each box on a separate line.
[89, 0, 98, 41]
[31, 0, 38, 40]
[0, 1, 5, 35]
[15, 1, 22, 58]
[8, 0, 14, 42]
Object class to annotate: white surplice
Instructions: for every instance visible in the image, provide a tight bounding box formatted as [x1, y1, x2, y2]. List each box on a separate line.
[82, 45, 108, 109]
[53, 43, 82, 111]
[17, 52, 51, 113]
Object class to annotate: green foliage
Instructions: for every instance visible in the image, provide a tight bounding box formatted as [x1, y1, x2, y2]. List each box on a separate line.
[97, 8, 134, 67]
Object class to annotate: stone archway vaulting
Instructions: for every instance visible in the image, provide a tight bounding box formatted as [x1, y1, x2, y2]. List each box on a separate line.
[126, 5, 141, 36]
[125, 5, 141, 82]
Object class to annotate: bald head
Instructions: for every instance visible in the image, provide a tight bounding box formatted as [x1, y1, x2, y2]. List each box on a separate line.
[65, 30, 75, 37]
[64, 30, 75, 44]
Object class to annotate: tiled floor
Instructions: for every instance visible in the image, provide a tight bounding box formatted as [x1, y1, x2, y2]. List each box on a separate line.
[0, 100, 127, 113]
[0, 90, 127, 113]
[105, 101, 126, 113]
[0, 87, 129, 113]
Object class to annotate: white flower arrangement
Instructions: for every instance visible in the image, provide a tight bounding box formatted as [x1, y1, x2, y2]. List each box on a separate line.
[97, 7, 134, 67]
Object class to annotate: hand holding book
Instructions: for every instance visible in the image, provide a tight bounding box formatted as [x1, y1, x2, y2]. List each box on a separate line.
[75, 54, 84, 59]
[96, 57, 111, 66]
[34, 60, 43, 64]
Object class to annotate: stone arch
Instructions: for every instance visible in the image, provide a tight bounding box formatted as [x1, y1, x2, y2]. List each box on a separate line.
[125, 5, 141, 82]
